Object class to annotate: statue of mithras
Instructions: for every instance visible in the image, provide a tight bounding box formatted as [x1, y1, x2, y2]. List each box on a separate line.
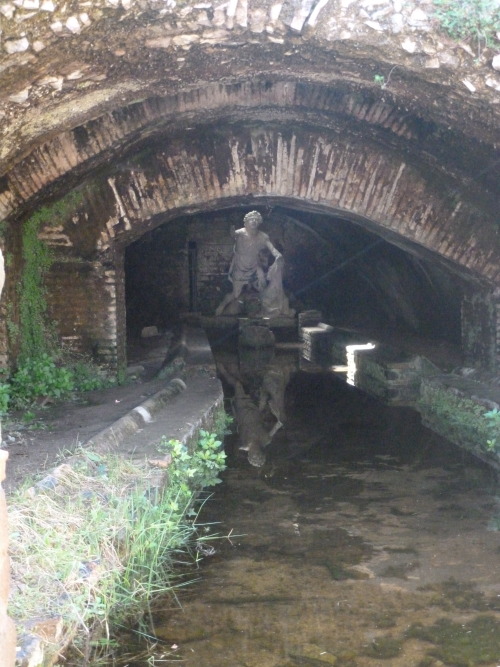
[215, 211, 295, 318]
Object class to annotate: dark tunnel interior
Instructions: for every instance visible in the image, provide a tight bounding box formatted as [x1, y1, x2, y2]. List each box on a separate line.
[124, 206, 463, 350]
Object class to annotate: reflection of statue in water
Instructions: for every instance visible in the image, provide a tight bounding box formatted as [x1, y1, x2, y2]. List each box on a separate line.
[218, 359, 294, 467]
[215, 211, 293, 318]
[258, 365, 292, 437]
[217, 362, 273, 467]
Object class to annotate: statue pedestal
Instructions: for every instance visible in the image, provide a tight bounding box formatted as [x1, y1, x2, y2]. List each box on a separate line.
[238, 319, 276, 348]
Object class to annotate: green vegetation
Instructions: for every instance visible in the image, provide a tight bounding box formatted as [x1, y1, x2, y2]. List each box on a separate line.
[0, 191, 114, 415]
[0, 381, 9, 415]
[434, 0, 500, 54]
[9, 353, 74, 407]
[406, 615, 500, 665]
[157, 429, 227, 490]
[484, 408, 500, 453]
[0, 354, 113, 415]
[18, 213, 53, 363]
[419, 382, 498, 460]
[16, 191, 82, 362]
[9, 427, 227, 665]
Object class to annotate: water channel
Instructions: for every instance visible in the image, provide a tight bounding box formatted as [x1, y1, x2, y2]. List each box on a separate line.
[120, 347, 500, 667]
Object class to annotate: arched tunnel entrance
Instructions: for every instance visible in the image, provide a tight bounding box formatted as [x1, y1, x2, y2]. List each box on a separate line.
[13, 114, 496, 377]
[118, 193, 499, 473]
[2, 1, 500, 660]
[124, 205, 463, 356]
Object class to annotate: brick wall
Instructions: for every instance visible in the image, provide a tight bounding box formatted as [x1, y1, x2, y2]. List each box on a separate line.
[45, 258, 120, 369]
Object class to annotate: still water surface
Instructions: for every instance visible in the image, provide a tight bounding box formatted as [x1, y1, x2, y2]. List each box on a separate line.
[129, 365, 500, 666]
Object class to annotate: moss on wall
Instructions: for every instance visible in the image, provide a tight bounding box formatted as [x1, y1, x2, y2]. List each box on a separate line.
[419, 380, 498, 465]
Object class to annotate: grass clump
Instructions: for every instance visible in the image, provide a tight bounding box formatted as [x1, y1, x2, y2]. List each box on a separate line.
[8, 429, 226, 664]
[434, 0, 500, 54]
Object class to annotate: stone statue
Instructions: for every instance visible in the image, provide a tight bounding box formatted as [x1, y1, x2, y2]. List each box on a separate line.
[215, 211, 284, 317]
[260, 255, 295, 318]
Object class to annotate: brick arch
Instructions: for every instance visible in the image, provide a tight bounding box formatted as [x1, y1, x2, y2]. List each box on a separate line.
[92, 126, 498, 283]
[39, 123, 500, 372]
[1, 77, 497, 226]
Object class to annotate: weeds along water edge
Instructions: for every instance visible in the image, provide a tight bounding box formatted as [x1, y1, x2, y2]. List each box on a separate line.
[8, 420, 229, 665]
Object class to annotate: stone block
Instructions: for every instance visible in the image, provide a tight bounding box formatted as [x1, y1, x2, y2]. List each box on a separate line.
[141, 326, 160, 338]
[238, 323, 275, 348]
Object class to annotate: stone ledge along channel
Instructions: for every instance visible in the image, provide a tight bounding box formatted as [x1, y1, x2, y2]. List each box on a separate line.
[10, 326, 224, 667]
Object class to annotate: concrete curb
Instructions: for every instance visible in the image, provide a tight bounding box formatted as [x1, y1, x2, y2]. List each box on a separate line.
[15, 378, 192, 666]
[24, 377, 188, 498]
[86, 377, 187, 453]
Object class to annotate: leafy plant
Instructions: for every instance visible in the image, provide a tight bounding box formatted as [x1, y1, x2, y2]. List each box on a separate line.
[69, 359, 114, 393]
[158, 429, 227, 493]
[0, 383, 10, 416]
[9, 353, 74, 408]
[484, 408, 500, 452]
[434, 0, 500, 54]
[214, 409, 233, 437]
[4, 354, 114, 412]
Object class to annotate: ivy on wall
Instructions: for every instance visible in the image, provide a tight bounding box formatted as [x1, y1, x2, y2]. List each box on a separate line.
[16, 191, 82, 363]
[0, 190, 115, 414]
[18, 214, 53, 362]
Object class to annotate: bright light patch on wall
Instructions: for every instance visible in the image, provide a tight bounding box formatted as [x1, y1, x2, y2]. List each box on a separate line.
[346, 343, 376, 386]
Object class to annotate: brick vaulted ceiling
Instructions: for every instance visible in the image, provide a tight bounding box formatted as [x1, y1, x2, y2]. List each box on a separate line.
[0, 0, 499, 281]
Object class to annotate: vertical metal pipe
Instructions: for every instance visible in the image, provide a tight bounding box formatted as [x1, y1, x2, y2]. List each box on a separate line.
[188, 241, 198, 312]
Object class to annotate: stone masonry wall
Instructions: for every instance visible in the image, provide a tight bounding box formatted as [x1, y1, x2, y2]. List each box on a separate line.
[0, 0, 499, 163]
[29, 125, 500, 370]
